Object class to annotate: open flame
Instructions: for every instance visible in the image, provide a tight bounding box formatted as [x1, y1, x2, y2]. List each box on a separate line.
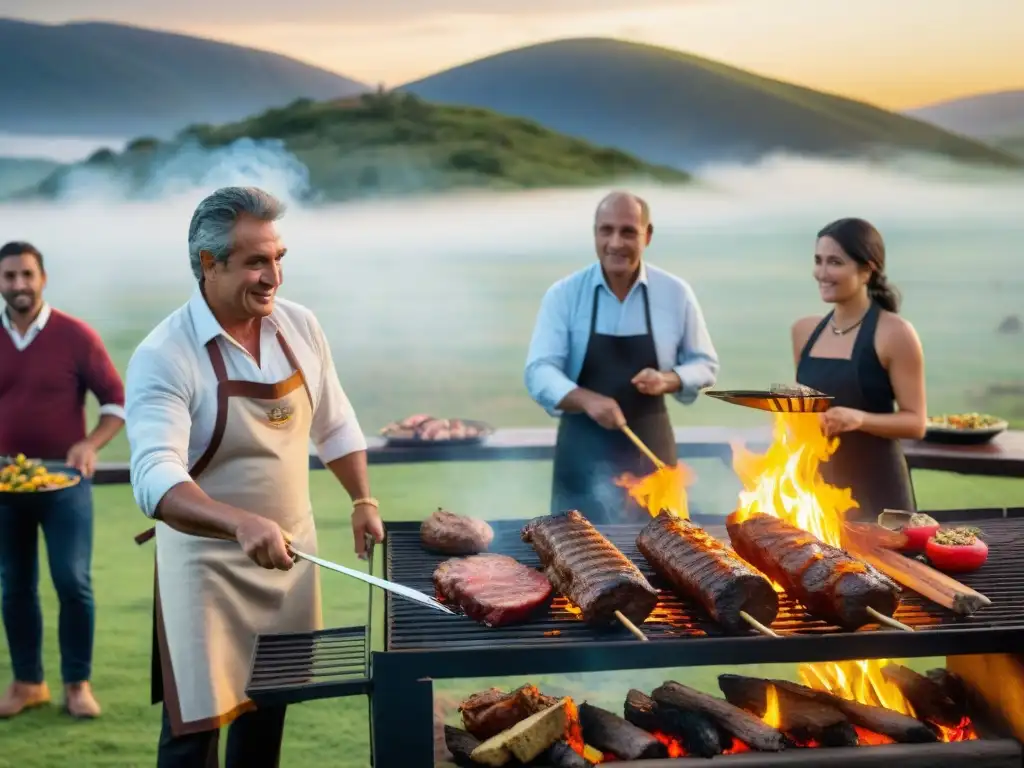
[799, 659, 977, 743]
[730, 412, 858, 549]
[614, 463, 695, 519]
[802, 659, 915, 715]
[762, 683, 782, 730]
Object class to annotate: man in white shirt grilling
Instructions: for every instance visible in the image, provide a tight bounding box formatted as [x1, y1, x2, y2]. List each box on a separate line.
[124, 186, 383, 767]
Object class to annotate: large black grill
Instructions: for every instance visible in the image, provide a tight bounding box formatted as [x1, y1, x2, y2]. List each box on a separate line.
[246, 507, 1024, 767]
[385, 508, 1024, 652]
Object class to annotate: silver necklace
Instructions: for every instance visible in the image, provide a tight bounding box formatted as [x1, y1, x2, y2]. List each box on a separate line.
[830, 313, 866, 336]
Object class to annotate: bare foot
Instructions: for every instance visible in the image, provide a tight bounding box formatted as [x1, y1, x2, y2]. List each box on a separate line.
[65, 681, 101, 719]
[0, 681, 51, 718]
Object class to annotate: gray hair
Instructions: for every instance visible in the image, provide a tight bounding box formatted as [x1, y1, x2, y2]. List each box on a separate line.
[187, 186, 286, 281]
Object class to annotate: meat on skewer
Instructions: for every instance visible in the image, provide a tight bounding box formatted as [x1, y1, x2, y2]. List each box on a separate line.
[726, 512, 901, 630]
[636, 511, 779, 633]
[522, 510, 659, 626]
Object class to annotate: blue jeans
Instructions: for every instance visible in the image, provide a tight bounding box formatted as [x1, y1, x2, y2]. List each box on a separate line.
[0, 478, 94, 684]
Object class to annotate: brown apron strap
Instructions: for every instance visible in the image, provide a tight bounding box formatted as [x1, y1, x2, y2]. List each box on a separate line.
[135, 528, 156, 545]
[206, 337, 229, 383]
[276, 330, 313, 408]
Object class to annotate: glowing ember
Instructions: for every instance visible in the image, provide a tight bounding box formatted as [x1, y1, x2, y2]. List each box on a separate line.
[731, 412, 859, 549]
[614, 463, 695, 519]
[651, 731, 686, 758]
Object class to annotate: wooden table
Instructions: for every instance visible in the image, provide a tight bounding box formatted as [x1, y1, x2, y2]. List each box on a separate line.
[92, 427, 1024, 484]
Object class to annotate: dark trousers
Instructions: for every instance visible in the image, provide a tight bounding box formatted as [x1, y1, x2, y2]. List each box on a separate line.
[157, 703, 288, 768]
[0, 480, 94, 684]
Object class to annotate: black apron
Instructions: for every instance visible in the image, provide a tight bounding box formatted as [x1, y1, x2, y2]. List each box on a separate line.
[550, 283, 677, 524]
[796, 302, 916, 522]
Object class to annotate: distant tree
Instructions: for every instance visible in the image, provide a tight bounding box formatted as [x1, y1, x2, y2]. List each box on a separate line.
[448, 148, 504, 175]
[126, 137, 160, 152]
[85, 148, 116, 164]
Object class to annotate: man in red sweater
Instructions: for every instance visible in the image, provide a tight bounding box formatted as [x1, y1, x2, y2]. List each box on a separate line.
[0, 241, 125, 720]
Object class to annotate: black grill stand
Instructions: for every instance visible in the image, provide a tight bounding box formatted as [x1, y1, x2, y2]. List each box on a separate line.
[247, 508, 1024, 768]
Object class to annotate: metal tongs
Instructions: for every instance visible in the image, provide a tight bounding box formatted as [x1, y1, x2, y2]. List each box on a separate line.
[288, 534, 455, 615]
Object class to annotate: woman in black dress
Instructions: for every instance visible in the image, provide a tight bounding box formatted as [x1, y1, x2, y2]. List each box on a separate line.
[792, 218, 927, 522]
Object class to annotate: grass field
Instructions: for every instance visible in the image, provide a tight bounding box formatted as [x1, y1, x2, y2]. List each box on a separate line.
[2, 464, 1023, 767]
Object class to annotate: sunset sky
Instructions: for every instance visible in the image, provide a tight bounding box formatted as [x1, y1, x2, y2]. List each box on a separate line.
[7, 0, 1023, 109]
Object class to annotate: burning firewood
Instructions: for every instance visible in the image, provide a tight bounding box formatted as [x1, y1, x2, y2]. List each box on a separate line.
[881, 664, 964, 727]
[470, 697, 575, 766]
[717, 674, 858, 747]
[926, 668, 969, 712]
[540, 741, 594, 768]
[623, 688, 724, 757]
[445, 725, 484, 767]
[764, 679, 939, 743]
[651, 680, 787, 751]
[579, 702, 669, 760]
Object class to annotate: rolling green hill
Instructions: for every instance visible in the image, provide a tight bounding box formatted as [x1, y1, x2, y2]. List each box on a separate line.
[20, 91, 690, 202]
[996, 134, 1024, 159]
[0, 157, 62, 197]
[401, 37, 1022, 171]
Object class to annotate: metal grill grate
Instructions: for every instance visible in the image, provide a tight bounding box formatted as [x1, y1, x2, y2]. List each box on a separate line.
[246, 626, 370, 706]
[385, 510, 1024, 652]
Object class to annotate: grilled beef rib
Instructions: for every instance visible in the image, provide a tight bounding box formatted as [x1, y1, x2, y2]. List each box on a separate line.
[636, 510, 779, 633]
[522, 510, 659, 626]
[727, 512, 900, 629]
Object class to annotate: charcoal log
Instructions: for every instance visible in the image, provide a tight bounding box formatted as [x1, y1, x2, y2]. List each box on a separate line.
[766, 679, 939, 743]
[623, 688, 723, 757]
[536, 741, 593, 768]
[882, 664, 963, 727]
[579, 702, 668, 760]
[652, 680, 787, 751]
[445, 725, 485, 767]
[926, 668, 970, 714]
[718, 674, 858, 748]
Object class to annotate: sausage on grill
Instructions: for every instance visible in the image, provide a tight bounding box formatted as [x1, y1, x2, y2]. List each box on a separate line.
[521, 510, 659, 626]
[726, 512, 901, 630]
[636, 511, 779, 633]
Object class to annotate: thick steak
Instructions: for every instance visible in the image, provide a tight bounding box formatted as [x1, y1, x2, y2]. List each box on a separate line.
[636, 511, 779, 633]
[421, 508, 494, 555]
[726, 512, 900, 629]
[521, 510, 658, 626]
[434, 554, 552, 627]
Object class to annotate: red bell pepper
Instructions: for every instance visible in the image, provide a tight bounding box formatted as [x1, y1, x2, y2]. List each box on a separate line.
[900, 524, 941, 552]
[925, 527, 989, 573]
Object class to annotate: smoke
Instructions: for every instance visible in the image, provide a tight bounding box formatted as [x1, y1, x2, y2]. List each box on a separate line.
[44, 138, 312, 203]
[1, 139, 1022, 519]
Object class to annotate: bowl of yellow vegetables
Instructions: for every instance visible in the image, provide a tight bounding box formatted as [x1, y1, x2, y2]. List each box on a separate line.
[0, 454, 82, 506]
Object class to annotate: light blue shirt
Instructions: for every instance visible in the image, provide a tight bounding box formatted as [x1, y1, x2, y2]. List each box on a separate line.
[524, 262, 720, 417]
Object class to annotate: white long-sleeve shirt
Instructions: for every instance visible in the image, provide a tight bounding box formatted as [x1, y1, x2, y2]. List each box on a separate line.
[125, 290, 367, 518]
[524, 262, 720, 417]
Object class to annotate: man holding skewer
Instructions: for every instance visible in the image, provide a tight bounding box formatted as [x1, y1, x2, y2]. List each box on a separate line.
[125, 186, 383, 766]
[524, 191, 720, 523]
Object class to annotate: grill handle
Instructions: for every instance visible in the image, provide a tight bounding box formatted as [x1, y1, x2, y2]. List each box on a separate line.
[364, 532, 375, 671]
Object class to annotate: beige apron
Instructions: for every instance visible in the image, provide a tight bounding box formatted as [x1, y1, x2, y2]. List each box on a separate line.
[137, 330, 322, 736]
